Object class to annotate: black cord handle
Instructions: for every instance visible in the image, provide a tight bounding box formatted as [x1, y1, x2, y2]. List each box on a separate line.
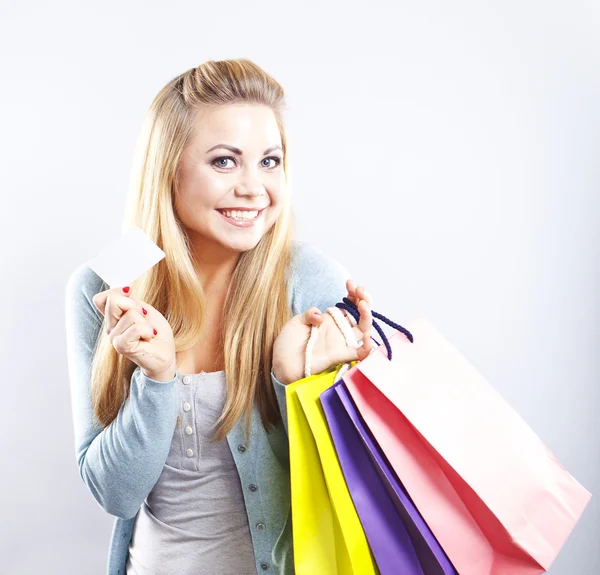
[335, 297, 414, 361]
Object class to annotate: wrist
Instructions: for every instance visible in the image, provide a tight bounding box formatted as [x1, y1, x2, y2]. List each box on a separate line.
[272, 361, 294, 386]
[143, 364, 177, 383]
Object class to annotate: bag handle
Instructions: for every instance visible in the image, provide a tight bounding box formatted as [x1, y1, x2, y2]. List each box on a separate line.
[304, 297, 414, 379]
[335, 297, 414, 361]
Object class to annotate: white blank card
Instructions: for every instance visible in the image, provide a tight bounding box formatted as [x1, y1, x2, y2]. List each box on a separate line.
[86, 226, 166, 289]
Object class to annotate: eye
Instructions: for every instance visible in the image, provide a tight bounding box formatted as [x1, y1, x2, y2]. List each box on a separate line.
[212, 156, 236, 169]
[262, 156, 282, 169]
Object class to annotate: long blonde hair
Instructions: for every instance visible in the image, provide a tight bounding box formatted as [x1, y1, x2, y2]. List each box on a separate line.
[90, 59, 295, 441]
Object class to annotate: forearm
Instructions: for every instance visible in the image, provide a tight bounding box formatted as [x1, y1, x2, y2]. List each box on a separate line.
[66, 264, 181, 520]
[78, 366, 179, 519]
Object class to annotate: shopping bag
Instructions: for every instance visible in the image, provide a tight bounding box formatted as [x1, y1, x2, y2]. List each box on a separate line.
[337, 306, 592, 575]
[320, 375, 458, 575]
[287, 365, 379, 575]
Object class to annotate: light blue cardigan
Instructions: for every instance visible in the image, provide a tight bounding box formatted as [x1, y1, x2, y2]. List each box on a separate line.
[65, 240, 351, 575]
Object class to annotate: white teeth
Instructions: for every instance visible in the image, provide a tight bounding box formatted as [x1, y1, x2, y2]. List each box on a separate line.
[220, 210, 259, 220]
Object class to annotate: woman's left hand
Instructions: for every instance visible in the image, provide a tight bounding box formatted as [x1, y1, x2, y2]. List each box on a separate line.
[272, 280, 373, 385]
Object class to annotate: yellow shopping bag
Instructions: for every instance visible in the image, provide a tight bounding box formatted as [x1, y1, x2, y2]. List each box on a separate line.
[287, 364, 379, 575]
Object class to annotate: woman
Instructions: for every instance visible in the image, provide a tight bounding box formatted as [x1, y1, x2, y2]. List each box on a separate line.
[65, 58, 374, 575]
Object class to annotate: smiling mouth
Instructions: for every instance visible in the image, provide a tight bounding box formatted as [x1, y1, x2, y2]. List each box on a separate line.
[216, 208, 266, 220]
[216, 207, 266, 221]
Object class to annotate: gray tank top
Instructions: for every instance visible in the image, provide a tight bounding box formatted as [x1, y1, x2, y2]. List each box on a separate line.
[125, 371, 256, 574]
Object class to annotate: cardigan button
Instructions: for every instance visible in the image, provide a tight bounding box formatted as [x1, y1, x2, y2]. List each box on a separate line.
[260, 562, 269, 570]
[184, 426, 193, 435]
[249, 484, 258, 492]
[256, 523, 265, 531]
[237, 445, 247, 453]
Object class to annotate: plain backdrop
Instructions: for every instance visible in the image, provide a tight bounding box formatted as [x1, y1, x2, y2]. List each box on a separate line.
[0, 1, 598, 573]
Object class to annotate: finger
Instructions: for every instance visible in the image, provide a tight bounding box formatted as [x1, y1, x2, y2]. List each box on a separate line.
[350, 296, 371, 337]
[93, 286, 132, 316]
[360, 333, 373, 358]
[109, 309, 156, 351]
[112, 321, 153, 356]
[346, 279, 358, 304]
[92, 290, 109, 316]
[348, 283, 372, 312]
[359, 298, 372, 332]
[296, 307, 323, 327]
[346, 286, 370, 330]
[356, 286, 371, 306]
[105, 293, 145, 334]
[309, 307, 324, 325]
[353, 299, 373, 358]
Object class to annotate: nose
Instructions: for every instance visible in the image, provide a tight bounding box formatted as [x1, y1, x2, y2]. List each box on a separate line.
[235, 178, 265, 197]
[235, 168, 266, 198]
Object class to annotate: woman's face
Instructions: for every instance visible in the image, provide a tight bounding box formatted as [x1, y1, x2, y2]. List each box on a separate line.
[175, 103, 286, 256]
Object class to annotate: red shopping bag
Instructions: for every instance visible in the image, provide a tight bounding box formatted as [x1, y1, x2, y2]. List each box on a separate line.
[338, 308, 591, 575]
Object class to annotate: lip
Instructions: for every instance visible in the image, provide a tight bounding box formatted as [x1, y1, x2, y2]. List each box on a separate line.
[217, 207, 268, 211]
[216, 207, 266, 228]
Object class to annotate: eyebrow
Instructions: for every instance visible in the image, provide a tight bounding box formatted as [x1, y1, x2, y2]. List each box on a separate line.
[205, 144, 283, 155]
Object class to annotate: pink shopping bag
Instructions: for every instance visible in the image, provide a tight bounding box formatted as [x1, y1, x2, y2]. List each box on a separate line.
[343, 315, 591, 575]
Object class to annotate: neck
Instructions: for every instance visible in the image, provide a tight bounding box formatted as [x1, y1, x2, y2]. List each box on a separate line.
[192, 244, 240, 296]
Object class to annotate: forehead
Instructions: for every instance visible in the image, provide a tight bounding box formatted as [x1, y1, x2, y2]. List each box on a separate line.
[191, 103, 281, 150]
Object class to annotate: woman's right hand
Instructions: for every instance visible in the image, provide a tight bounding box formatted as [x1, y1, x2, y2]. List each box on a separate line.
[92, 286, 177, 382]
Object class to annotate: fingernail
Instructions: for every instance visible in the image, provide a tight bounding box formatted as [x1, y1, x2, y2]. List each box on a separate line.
[142, 307, 147, 315]
[122, 286, 130, 293]
[153, 328, 157, 335]
[105, 327, 110, 335]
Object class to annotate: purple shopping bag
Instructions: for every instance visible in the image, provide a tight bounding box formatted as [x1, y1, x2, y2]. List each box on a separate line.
[320, 379, 458, 575]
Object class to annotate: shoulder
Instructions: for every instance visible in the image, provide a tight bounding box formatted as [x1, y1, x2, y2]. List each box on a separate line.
[288, 240, 352, 316]
[65, 261, 109, 326]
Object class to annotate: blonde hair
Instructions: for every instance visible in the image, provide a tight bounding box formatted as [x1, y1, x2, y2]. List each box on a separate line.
[90, 59, 295, 442]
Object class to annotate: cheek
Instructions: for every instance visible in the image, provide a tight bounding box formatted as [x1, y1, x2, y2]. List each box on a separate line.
[186, 171, 230, 206]
[203, 170, 230, 187]
[267, 175, 286, 200]
[266, 191, 286, 220]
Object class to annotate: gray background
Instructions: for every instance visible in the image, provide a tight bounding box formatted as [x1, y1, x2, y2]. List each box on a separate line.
[1, 0, 597, 573]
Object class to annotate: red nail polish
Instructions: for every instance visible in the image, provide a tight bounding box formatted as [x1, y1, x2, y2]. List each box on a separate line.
[122, 286, 130, 293]
[153, 328, 157, 335]
[142, 307, 147, 315]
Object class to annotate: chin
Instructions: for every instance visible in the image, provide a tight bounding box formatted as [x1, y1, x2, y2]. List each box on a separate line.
[218, 234, 266, 253]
